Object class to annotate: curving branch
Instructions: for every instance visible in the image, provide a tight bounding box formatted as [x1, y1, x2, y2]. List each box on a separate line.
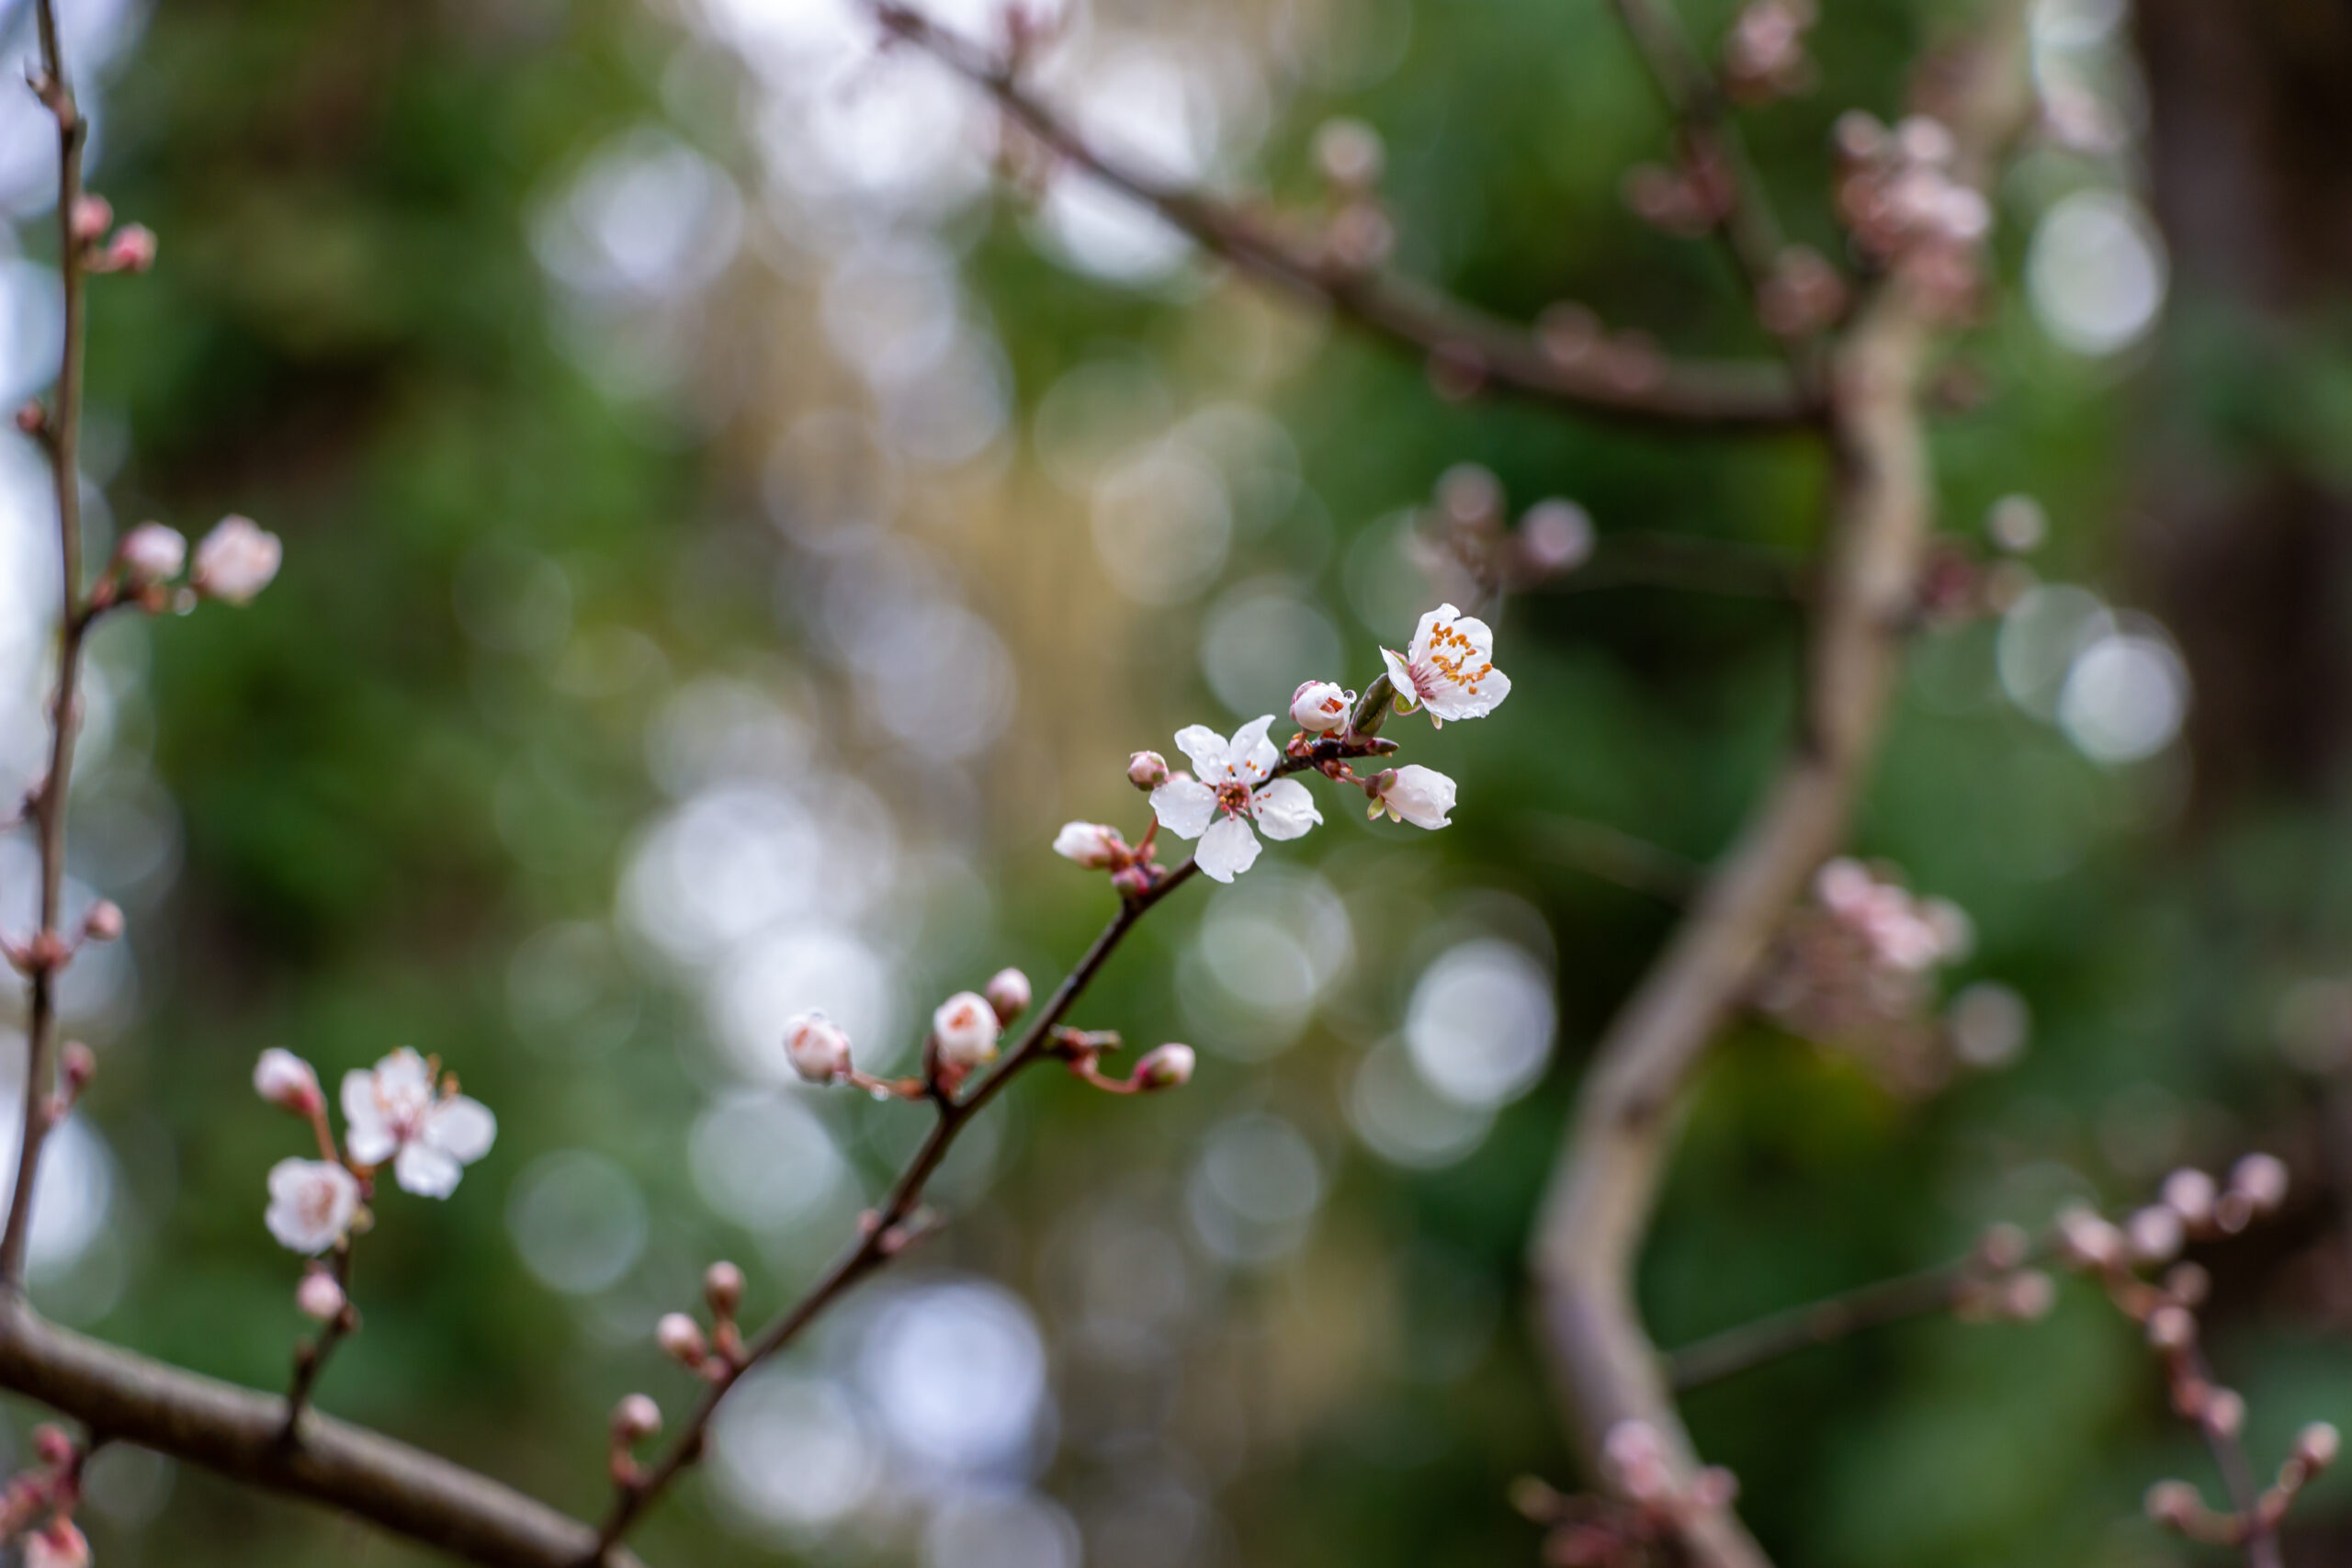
[1524, 8, 2031, 1566]
[873, 3, 1813, 434]
[0, 1301, 644, 1568]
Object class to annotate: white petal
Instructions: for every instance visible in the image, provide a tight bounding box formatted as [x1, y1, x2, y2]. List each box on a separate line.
[1446, 610, 1498, 660]
[1250, 777, 1322, 841]
[374, 1047, 434, 1096]
[1173, 724, 1233, 782]
[1419, 664, 1510, 722]
[1409, 603, 1459, 660]
[395, 1142, 465, 1199]
[426, 1096, 497, 1164]
[341, 1070, 397, 1165]
[1227, 715, 1279, 782]
[1383, 764, 1456, 829]
[1149, 778, 1219, 840]
[1379, 649, 1419, 712]
[1194, 817, 1262, 882]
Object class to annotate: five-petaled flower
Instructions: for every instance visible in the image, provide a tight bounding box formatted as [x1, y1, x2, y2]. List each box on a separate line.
[1367, 764, 1456, 829]
[342, 1048, 497, 1198]
[265, 1157, 361, 1255]
[1148, 716, 1323, 883]
[1381, 603, 1510, 725]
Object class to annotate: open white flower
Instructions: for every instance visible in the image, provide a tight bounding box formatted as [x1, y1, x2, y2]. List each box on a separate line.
[192, 514, 283, 604]
[1368, 764, 1456, 829]
[1147, 716, 1322, 883]
[342, 1048, 497, 1198]
[1380, 603, 1510, 725]
[265, 1157, 361, 1255]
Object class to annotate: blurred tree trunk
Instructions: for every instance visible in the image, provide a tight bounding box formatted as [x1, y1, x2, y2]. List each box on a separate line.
[2132, 1, 2352, 811]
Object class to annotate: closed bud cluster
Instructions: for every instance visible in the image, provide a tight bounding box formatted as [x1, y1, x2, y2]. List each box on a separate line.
[984, 966, 1031, 1024]
[1756, 857, 1974, 1089]
[1832, 111, 1990, 318]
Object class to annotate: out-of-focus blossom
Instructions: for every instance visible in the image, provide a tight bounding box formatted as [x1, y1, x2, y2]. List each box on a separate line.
[657, 1312, 708, 1367]
[191, 515, 282, 604]
[1381, 604, 1510, 725]
[933, 991, 1001, 1069]
[612, 1393, 662, 1442]
[1052, 821, 1128, 869]
[115, 522, 185, 587]
[1125, 750, 1169, 790]
[297, 1269, 346, 1321]
[25, 1520, 90, 1568]
[784, 1011, 854, 1084]
[342, 1048, 497, 1198]
[984, 967, 1031, 1023]
[1367, 764, 1455, 829]
[1148, 716, 1322, 883]
[1723, 0, 1817, 102]
[254, 1048, 323, 1115]
[1289, 681, 1351, 735]
[266, 1158, 361, 1255]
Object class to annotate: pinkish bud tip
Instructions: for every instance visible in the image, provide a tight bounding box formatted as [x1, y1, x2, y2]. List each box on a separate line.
[655, 1312, 707, 1368]
[703, 1260, 745, 1319]
[253, 1047, 325, 1116]
[105, 222, 158, 272]
[1134, 1043, 1195, 1089]
[59, 1041, 95, 1095]
[2296, 1422, 2341, 1471]
[612, 1393, 662, 1444]
[2231, 1152, 2290, 1213]
[30, 1423, 74, 1469]
[69, 194, 111, 243]
[984, 965, 1032, 1024]
[81, 899, 123, 943]
[297, 1269, 346, 1322]
[1126, 750, 1169, 791]
[2144, 1479, 2200, 1530]
[15, 401, 44, 434]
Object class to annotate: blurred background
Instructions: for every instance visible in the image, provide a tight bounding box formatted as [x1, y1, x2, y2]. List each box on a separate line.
[0, 0, 2347, 1562]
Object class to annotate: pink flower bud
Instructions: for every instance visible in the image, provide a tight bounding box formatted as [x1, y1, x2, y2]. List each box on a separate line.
[1126, 750, 1169, 791]
[1052, 820, 1126, 869]
[2163, 1261, 2211, 1306]
[704, 1260, 744, 1319]
[655, 1312, 707, 1368]
[191, 514, 281, 604]
[2295, 1421, 2341, 1471]
[2000, 1269, 2054, 1321]
[985, 966, 1032, 1023]
[1366, 763, 1455, 829]
[2054, 1203, 2122, 1270]
[81, 899, 123, 943]
[611, 1393, 662, 1444]
[1973, 1222, 2030, 1270]
[2126, 1205, 2183, 1265]
[68, 194, 111, 244]
[24, 1518, 88, 1568]
[1133, 1043, 1195, 1090]
[2203, 1387, 2246, 1438]
[31, 1424, 74, 1468]
[59, 1041, 95, 1098]
[1518, 499, 1594, 575]
[14, 401, 43, 434]
[253, 1047, 324, 1115]
[1110, 863, 1153, 899]
[1313, 117, 1385, 191]
[2161, 1168, 2216, 1228]
[2143, 1479, 2200, 1530]
[2231, 1152, 2290, 1213]
[116, 521, 187, 587]
[1290, 681, 1351, 736]
[103, 222, 157, 273]
[297, 1269, 346, 1322]
[2145, 1303, 2195, 1353]
[933, 991, 1001, 1070]
[783, 1010, 853, 1084]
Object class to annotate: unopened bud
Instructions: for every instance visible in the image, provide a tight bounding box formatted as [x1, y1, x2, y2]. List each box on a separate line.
[15, 401, 43, 434]
[103, 222, 158, 273]
[1313, 117, 1385, 191]
[116, 521, 187, 587]
[68, 194, 111, 244]
[59, 1041, 95, 1099]
[2161, 1168, 2216, 1228]
[26, 1518, 87, 1568]
[1110, 863, 1153, 899]
[31, 1424, 74, 1468]
[1688, 1466, 1740, 1511]
[1517, 498, 1594, 575]
[2204, 1387, 2246, 1438]
[2231, 1152, 2290, 1214]
[984, 966, 1032, 1024]
[655, 1312, 707, 1368]
[2144, 1478, 2201, 1530]
[1126, 750, 1168, 791]
[611, 1393, 662, 1444]
[1290, 680, 1351, 736]
[297, 1269, 346, 1322]
[2163, 1261, 2211, 1307]
[2054, 1203, 2122, 1270]
[783, 1010, 853, 1085]
[2146, 1303, 2196, 1353]
[703, 1260, 744, 1319]
[2126, 1205, 2184, 1265]
[81, 899, 123, 943]
[932, 991, 1001, 1071]
[1054, 820, 1127, 870]
[2000, 1269, 2054, 1320]
[2295, 1422, 2341, 1472]
[1134, 1043, 1195, 1089]
[191, 514, 281, 604]
[1974, 1222, 2030, 1271]
[253, 1047, 324, 1116]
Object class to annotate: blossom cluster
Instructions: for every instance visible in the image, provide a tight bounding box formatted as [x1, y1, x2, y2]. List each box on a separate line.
[1512, 1420, 1738, 1568]
[1832, 111, 1991, 314]
[94, 513, 283, 616]
[253, 1046, 497, 1261]
[1721, 0, 1817, 103]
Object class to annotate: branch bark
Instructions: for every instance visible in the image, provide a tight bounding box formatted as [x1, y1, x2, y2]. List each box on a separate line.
[875, 4, 1812, 434]
[0, 1301, 642, 1568]
[1525, 10, 2030, 1566]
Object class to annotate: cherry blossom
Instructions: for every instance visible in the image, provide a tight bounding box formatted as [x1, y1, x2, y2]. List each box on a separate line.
[1290, 680, 1351, 735]
[266, 1158, 361, 1255]
[1125, 750, 1169, 790]
[1053, 820, 1128, 869]
[116, 522, 185, 586]
[341, 1048, 497, 1199]
[1368, 764, 1456, 829]
[297, 1269, 347, 1322]
[191, 514, 283, 604]
[1147, 716, 1323, 883]
[984, 966, 1031, 1021]
[253, 1047, 323, 1115]
[933, 990, 1001, 1069]
[1380, 604, 1510, 725]
[784, 1011, 854, 1084]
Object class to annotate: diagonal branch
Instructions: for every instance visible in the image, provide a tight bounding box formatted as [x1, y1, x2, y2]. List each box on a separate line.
[1524, 9, 2031, 1567]
[874, 3, 1813, 434]
[0, 1300, 645, 1568]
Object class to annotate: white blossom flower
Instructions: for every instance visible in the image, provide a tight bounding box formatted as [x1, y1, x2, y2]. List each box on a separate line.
[253, 1047, 322, 1114]
[1290, 680, 1351, 735]
[1380, 603, 1510, 725]
[341, 1048, 497, 1199]
[933, 990, 1001, 1069]
[1367, 764, 1456, 829]
[1147, 716, 1323, 883]
[117, 521, 186, 586]
[1053, 820, 1128, 869]
[265, 1157, 361, 1255]
[784, 1010, 854, 1084]
[191, 514, 283, 604]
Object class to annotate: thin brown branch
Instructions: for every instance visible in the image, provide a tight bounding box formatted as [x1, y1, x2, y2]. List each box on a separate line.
[0, 1300, 644, 1568]
[1525, 9, 2032, 1567]
[1668, 1255, 1989, 1392]
[282, 1244, 358, 1439]
[1, 0, 94, 1293]
[1557, 530, 1807, 601]
[874, 3, 1812, 434]
[1529, 815, 1702, 906]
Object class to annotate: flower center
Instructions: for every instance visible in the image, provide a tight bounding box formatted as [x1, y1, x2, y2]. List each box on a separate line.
[1215, 780, 1256, 818]
[1418, 623, 1494, 696]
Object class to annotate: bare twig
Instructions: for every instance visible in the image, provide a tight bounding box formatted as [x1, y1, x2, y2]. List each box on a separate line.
[282, 1244, 357, 1440]
[1668, 1254, 1997, 1392]
[1558, 530, 1806, 601]
[874, 3, 1813, 434]
[1526, 10, 2031, 1567]
[1, 0, 95, 1293]
[1530, 816, 1702, 905]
